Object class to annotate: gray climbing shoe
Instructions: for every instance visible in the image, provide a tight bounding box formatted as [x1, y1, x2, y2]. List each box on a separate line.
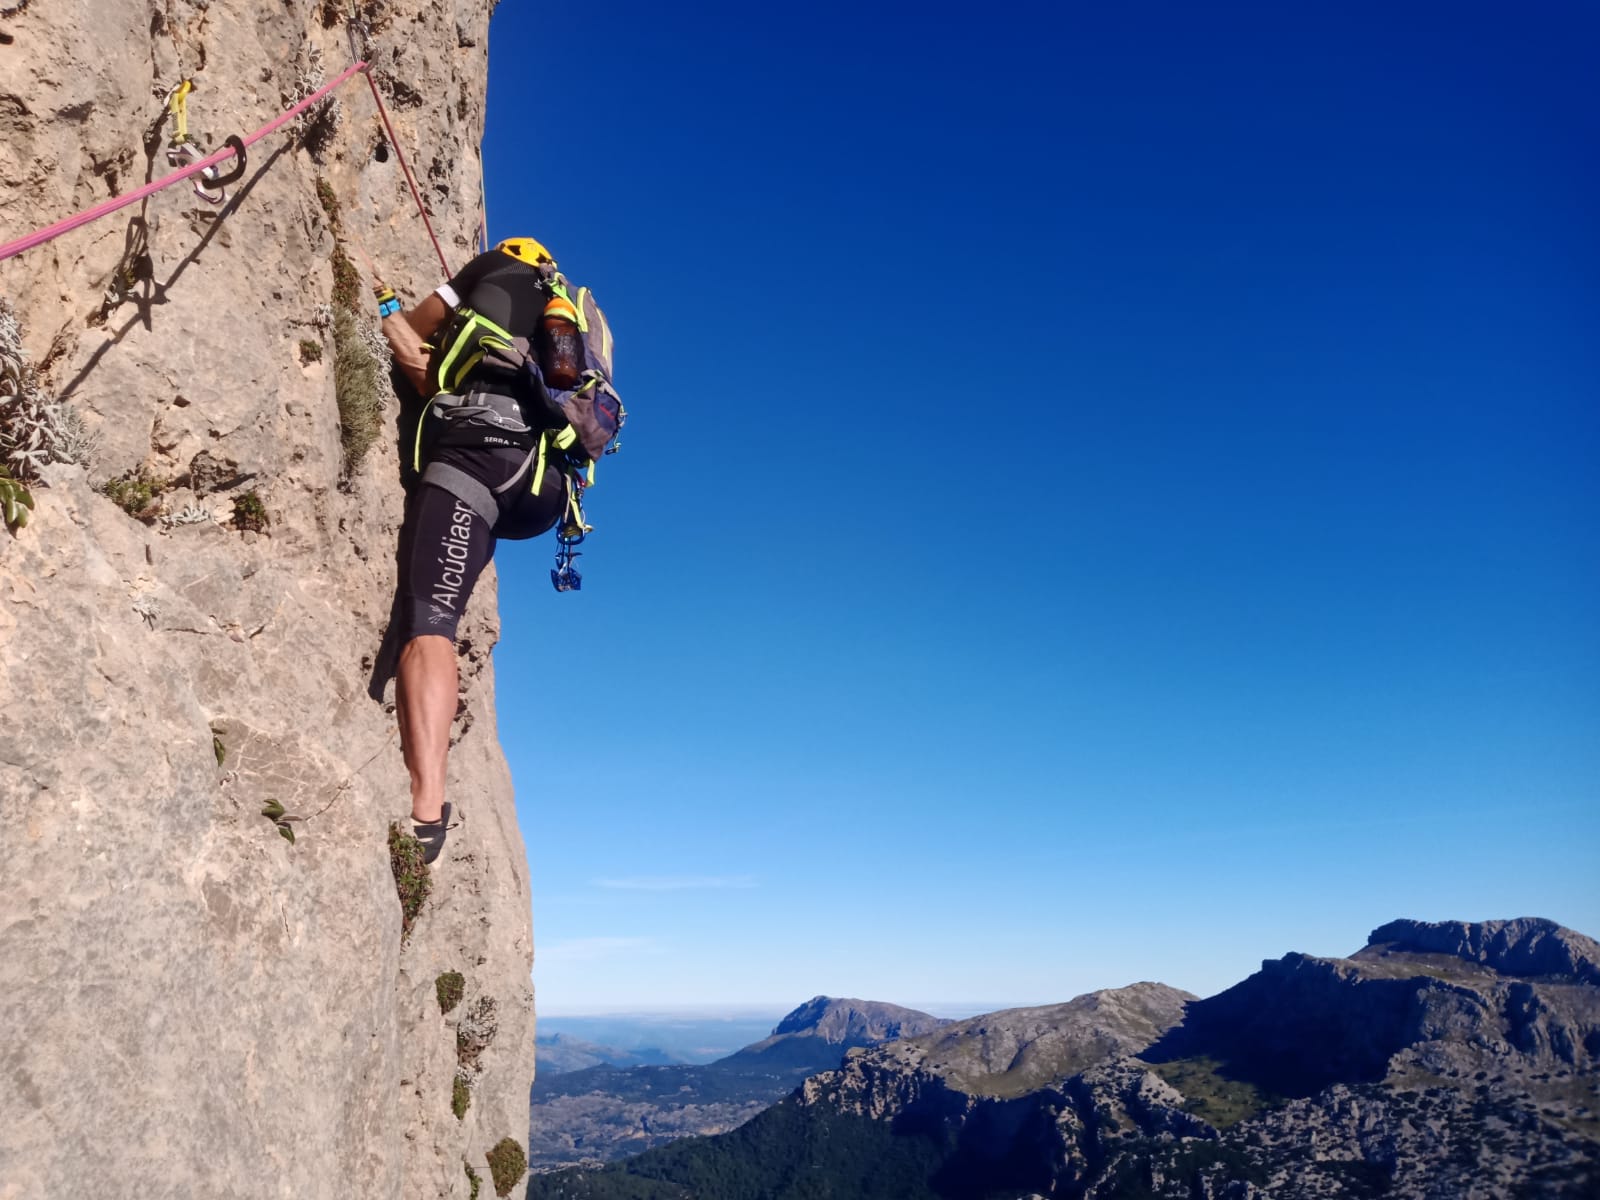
[410, 802, 454, 866]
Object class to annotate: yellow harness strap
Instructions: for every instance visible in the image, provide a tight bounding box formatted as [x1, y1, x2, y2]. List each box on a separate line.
[433, 308, 515, 396]
[531, 425, 580, 496]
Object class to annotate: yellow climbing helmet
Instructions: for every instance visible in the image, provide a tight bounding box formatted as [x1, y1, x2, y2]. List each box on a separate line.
[495, 236, 556, 267]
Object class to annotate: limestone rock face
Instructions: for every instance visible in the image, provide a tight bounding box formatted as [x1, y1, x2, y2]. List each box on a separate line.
[0, 3, 535, 1197]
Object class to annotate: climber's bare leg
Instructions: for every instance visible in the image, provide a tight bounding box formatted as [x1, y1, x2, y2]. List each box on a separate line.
[396, 633, 456, 824]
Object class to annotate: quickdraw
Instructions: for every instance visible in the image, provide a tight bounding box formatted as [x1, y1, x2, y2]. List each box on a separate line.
[344, 1, 373, 63]
[552, 525, 586, 592]
[164, 80, 246, 205]
[550, 470, 593, 592]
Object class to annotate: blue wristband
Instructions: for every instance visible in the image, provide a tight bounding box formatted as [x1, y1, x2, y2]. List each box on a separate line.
[378, 297, 402, 318]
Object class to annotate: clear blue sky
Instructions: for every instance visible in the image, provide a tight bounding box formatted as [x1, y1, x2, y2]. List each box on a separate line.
[478, 0, 1598, 1015]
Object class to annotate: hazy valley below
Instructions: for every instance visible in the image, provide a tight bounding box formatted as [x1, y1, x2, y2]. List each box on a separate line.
[527, 918, 1600, 1199]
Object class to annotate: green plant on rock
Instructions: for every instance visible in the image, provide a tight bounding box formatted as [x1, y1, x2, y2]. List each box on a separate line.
[463, 1162, 481, 1200]
[99, 470, 168, 521]
[331, 247, 362, 313]
[436, 970, 465, 1014]
[212, 727, 227, 767]
[298, 338, 324, 364]
[484, 1138, 525, 1198]
[333, 307, 383, 476]
[452, 1073, 470, 1120]
[315, 176, 342, 230]
[317, 173, 385, 477]
[232, 489, 269, 533]
[388, 822, 430, 938]
[0, 465, 33, 533]
[261, 798, 301, 844]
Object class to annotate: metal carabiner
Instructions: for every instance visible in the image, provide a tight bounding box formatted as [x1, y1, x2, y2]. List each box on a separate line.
[166, 141, 227, 204]
[161, 79, 245, 204]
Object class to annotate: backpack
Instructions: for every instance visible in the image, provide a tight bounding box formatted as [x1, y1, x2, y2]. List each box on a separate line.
[421, 263, 626, 591]
[527, 274, 625, 476]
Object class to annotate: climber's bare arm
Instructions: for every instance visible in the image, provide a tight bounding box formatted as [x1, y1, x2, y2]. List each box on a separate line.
[379, 292, 450, 395]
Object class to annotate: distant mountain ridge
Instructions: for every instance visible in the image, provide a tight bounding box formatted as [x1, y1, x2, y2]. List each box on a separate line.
[717, 997, 947, 1072]
[866, 983, 1195, 1099]
[530, 918, 1600, 1199]
[772, 996, 939, 1041]
[529, 996, 946, 1169]
[536, 1033, 683, 1077]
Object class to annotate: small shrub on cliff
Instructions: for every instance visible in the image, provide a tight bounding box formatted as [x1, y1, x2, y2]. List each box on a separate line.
[1, 298, 95, 481]
[452, 1074, 470, 1120]
[315, 176, 341, 229]
[388, 822, 431, 938]
[463, 1163, 481, 1200]
[436, 971, 465, 1014]
[484, 1138, 526, 1198]
[231, 489, 268, 533]
[330, 247, 362, 313]
[288, 47, 341, 158]
[456, 996, 498, 1072]
[333, 308, 383, 476]
[298, 338, 323, 364]
[99, 470, 168, 521]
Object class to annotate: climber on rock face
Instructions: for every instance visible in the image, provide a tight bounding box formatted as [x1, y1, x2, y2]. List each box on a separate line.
[374, 237, 572, 865]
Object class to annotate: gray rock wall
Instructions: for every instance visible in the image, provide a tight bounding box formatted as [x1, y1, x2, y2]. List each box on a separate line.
[0, 3, 535, 1197]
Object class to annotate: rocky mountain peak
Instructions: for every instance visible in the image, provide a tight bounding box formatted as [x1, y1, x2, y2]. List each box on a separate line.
[772, 996, 945, 1043]
[1363, 917, 1600, 984]
[848, 982, 1196, 1100]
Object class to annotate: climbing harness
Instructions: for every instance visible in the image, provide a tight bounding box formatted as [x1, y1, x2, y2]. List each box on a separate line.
[430, 306, 517, 397]
[163, 80, 246, 205]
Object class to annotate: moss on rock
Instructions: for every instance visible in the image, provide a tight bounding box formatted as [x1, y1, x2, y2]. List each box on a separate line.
[485, 1137, 525, 1197]
[387, 822, 430, 938]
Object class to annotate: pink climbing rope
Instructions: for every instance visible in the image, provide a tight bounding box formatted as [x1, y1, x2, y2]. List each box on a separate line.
[364, 71, 451, 279]
[0, 61, 372, 264]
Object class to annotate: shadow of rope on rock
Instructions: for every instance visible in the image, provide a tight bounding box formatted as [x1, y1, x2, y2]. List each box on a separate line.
[58, 141, 291, 404]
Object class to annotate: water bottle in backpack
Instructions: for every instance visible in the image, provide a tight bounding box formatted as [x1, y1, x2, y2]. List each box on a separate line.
[538, 294, 585, 390]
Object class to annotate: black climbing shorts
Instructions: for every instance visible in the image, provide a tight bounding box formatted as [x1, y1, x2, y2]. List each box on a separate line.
[392, 444, 566, 643]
